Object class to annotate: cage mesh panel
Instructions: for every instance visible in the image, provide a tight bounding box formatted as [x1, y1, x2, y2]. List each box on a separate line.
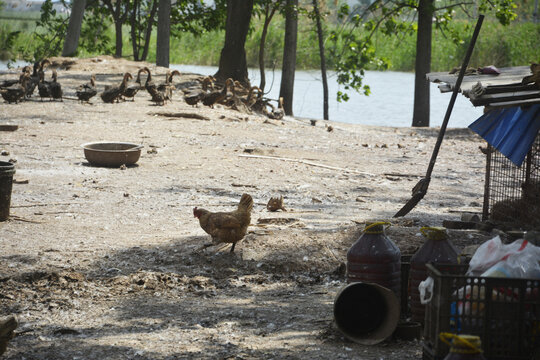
[487, 134, 540, 228]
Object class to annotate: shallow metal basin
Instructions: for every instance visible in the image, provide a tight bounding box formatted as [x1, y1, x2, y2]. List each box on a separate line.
[81, 142, 143, 167]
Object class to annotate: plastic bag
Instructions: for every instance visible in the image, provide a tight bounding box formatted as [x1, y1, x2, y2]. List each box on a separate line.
[419, 276, 434, 304]
[467, 236, 540, 278]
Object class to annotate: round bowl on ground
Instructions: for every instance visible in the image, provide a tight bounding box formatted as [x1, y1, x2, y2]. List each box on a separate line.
[81, 142, 143, 167]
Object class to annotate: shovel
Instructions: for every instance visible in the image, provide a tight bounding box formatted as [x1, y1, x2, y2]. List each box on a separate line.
[394, 15, 484, 218]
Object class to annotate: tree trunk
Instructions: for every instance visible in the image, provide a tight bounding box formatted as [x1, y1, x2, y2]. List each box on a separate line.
[279, 0, 298, 116]
[62, 0, 86, 57]
[103, 0, 124, 58]
[114, 19, 123, 58]
[156, 0, 171, 67]
[313, 0, 329, 120]
[214, 0, 254, 86]
[258, 4, 277, 92]
[411, 0, 433, 127]
[141, 0, 159, 61]
[131, 0, 140, 61]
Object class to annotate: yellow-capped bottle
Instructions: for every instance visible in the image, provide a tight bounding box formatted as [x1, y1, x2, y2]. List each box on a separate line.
[440, 333, 486, 360]
[410, 227, 459, 324]
[346, 222, 401, 301]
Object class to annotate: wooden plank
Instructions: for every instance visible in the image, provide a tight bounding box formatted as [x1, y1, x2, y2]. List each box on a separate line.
[428, 66, 532, 93]
[486, 98, 540, 108]
[470, 90, 540, 106]
[483, 83, 538, 94]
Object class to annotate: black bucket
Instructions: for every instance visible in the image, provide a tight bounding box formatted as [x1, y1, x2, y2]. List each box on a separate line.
[334, 282, 400, 345]
[0, 161, 15, 221]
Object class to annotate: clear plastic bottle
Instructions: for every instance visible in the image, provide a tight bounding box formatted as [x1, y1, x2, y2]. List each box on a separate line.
[440, 333, 486, 360]
[410, 227, 459, 324]
[347, 221, 401, 300]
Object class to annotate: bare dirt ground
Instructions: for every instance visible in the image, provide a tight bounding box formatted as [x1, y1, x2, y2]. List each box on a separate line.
[0, 56, 495, 359]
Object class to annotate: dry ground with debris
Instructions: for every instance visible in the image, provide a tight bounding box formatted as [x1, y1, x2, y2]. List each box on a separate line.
[0, 57, 495, 359]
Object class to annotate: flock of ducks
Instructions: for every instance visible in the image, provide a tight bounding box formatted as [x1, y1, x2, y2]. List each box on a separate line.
[0, 61, 284, 119]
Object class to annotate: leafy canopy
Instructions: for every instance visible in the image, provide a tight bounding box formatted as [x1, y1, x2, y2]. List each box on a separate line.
[328, 0, 517, 102]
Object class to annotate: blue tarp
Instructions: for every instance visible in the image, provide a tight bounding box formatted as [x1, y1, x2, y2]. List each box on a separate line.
[468, 104, 540, 167]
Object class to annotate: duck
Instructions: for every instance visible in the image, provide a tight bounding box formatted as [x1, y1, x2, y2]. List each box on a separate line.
[76, 74, 98, 103]
[156, 70, 180, 102]
[249, 87, 270, 116]
[0, 66, 31, 89]
[183, 76, 214, 107]
[228, 84, 254, 114]
[100, 72, 132, 103]
[233, 80, 250, 97]
[202, 78, 234, 108]
[49, 70, 63, 101]
[268, 97, 285, 120]
[142, 67, 157, 95]
[140, 67, 165, 105]
[25, 59, 49, 98]
[122, 68, 143, 101]
[1, 73, 30, 104]
[37, 70, 52, 101]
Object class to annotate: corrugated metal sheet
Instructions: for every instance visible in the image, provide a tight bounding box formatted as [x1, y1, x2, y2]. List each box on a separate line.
[468, 104, 540, 167]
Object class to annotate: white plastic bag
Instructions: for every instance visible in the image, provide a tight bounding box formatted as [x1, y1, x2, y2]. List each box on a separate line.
[419, 276, 434, 304]
[467, 236, 540, 278]
[482, 243, 540, 279]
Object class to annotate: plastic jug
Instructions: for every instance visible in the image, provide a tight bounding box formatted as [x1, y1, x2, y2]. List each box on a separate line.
[410, 227, 459, 324]
[347, 221, 401, 300]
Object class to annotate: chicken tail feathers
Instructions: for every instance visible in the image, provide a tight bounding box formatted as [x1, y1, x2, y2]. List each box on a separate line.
[238, 193, 253, 212]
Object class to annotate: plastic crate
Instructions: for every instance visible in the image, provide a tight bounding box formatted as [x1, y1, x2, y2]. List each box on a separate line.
[422, 263, 540, 360]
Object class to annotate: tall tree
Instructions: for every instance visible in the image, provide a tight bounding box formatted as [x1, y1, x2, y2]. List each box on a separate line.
[62, 0, 86, 56]
[130, 0, 158, 61]
[412, 0, 433, 127]
[156, 0, 171, 67]
[214, 0, 254, 85]
[256, 0, 280, 92]
[312, 0, 329, 120]
[103, 0, 129, 57]
[279, 0, 298, 116]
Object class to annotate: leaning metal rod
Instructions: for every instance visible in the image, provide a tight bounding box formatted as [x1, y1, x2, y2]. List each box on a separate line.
[423, 14, 485, 183]
[393, 14, 484, 218]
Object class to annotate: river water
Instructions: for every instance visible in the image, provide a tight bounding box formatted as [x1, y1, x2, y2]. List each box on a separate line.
[2, 61, 482, 127]
[173, 64, 482, 128]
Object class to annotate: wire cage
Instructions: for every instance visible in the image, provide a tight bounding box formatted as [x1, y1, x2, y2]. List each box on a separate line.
[482, 133, 540, 229]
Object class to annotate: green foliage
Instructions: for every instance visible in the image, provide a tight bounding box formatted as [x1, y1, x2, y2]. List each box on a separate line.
[0, 24, 20, 61]
[326, 0, 519, 102]
[20, 0, 69, 61]
[78, 7, 114, 56]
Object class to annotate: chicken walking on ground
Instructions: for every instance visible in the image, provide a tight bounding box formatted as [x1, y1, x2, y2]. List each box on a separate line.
[193, 193, 253, 253]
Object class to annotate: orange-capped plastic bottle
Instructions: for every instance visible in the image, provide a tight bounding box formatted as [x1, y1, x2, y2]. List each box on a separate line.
[410, 227, 459, 324]
[346, 221, 401, 300]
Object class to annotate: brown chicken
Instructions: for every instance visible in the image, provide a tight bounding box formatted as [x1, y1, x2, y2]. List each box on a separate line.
[193, 193, 253, 252]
